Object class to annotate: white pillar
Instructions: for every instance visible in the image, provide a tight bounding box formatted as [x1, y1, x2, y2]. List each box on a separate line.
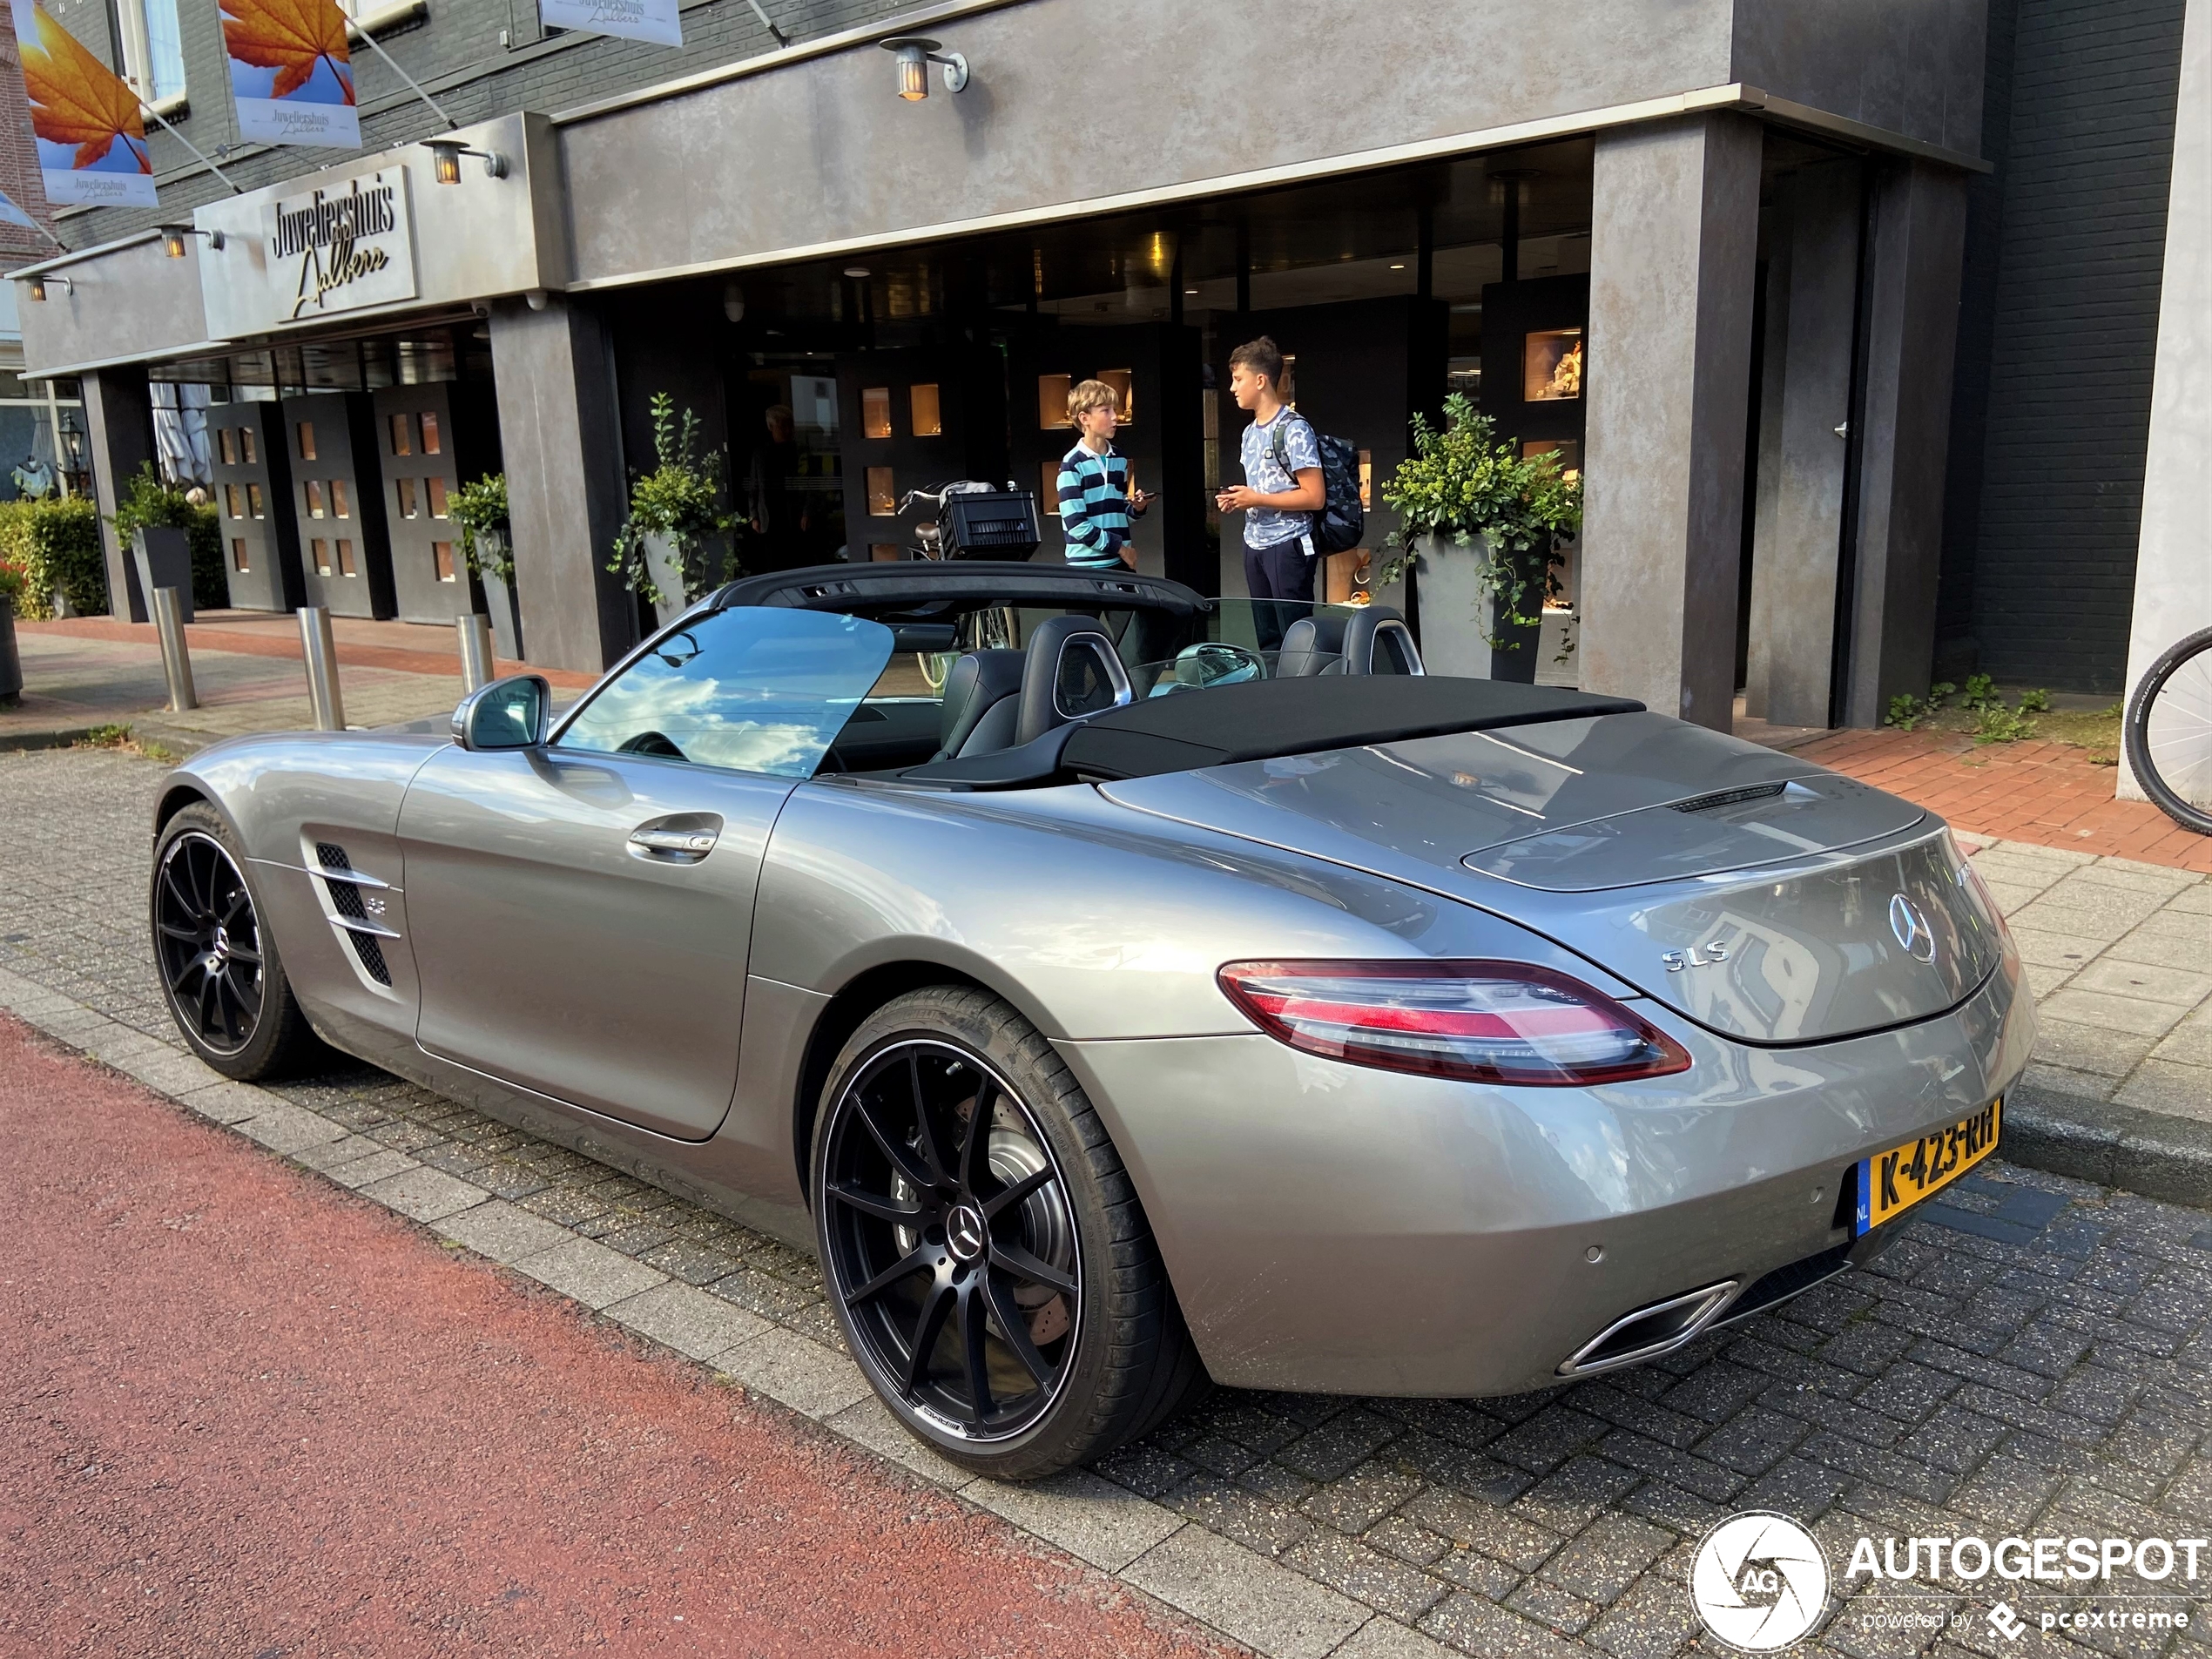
[2119, 0, 2212, 799]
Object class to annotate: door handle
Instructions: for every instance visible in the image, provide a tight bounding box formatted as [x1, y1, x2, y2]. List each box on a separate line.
[627, 813, 722, 863]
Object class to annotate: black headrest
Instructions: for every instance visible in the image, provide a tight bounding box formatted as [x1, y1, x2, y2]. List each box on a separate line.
[1276, 614, 1348, 678]
[1016, 615, 1128, 746]
[1339, 608, 1420, 675]
[937, 649, 1026, 756]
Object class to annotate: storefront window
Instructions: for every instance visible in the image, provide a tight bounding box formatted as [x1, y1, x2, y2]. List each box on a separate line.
[861, 388, 892, 440]
[433, 542, 455, 582]
[421, 412, 442, 454]
[390, 414, 412, 455]
[427, 476, 448, 518]
[1524, 328, 1583, 401]
[313, 538, 331, 575]
[231, 537, 249, 573]
[867, 467, 896, 516]
[909, 384, 941, 437]
[298, 421, 317, 460]
[336, 539, 356, 577]
[331, 479, 350, 519]
[1036, 374, 1071, 430]
[396, 478, 419, 518]
[0, 366, 87, 501]
[305, 481, 326, 518]
[218, 428, 236, 465]
[246, 483, 265, 517]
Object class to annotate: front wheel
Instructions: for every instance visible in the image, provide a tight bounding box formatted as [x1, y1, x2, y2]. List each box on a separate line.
[151, 802, 327, 1079]
[2124, 625, 2212, 836]
[811, 987, 1206, 1480]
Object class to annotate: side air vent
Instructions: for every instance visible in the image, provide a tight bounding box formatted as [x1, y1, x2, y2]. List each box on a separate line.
[308, 839, 399, 990]
[350, 932, 392, 986]
[1669, 782, 1788, 815]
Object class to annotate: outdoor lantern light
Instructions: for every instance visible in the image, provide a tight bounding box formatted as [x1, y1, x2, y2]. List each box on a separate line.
[880, 36, 968, 99]
[26, 275, 70, 300]
[426, 138, 509, 185]
[158, 226, 224, 259]
[723, 282, 745, 321]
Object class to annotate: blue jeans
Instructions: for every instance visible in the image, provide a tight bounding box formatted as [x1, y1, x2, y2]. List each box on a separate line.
[1243, 536, 1316, 651]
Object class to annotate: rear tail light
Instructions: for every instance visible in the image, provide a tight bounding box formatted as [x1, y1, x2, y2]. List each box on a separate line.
[1217, 960, 1692, 1087]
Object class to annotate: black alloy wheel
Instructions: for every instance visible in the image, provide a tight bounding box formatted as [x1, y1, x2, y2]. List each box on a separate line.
[154, 829, 266, 1055]
[819, 1039, 1081, 1444]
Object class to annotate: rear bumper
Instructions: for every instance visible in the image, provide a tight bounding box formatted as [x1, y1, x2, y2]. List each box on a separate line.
[1055, 948, 2034, 1397]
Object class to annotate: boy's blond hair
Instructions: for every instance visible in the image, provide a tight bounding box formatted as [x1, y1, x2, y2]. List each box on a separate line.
[1067, 379, 1120, 428]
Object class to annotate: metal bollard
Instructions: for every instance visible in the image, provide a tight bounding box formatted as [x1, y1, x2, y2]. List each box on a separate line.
[456, 611, 496, 693]
[297, 605, 346, 731]
[151, 586, 198, 711]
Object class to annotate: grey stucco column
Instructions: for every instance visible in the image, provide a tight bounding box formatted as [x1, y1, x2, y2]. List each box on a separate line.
[1578, 112, 1764, 731]
[489, 293, 637, 674]
[2119, 0, 2209, 799]
[1745, 159, 1862, 728]
[81, 367, 156, 624]
[1841, 160, 1969, 727]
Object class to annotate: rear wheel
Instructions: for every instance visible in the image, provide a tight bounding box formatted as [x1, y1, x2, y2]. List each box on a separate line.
[811, 987, 1206, 1480]
[151, 803, 325, 1080]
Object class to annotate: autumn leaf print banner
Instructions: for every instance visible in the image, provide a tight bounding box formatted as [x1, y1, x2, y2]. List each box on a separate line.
[223, 0, 361, 148]
[10, 0, 156, 206]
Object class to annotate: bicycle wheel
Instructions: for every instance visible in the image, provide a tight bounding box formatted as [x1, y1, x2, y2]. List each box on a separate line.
[2125, 624, 2212, 835]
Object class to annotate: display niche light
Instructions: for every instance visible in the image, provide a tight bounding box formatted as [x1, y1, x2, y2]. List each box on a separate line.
[426, 138, 509, 185]
[158, 225, 225, 258]
[880, 36, 968, 100]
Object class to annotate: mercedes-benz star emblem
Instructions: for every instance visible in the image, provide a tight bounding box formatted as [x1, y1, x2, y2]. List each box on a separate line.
[1689, 1511, 1830, 1652]
[1888, 893, 1937, 964]
[947, 1204, 987, 1263]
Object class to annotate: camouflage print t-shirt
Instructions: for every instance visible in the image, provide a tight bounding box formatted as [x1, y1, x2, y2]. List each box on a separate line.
[1238, 408, 1320, 550]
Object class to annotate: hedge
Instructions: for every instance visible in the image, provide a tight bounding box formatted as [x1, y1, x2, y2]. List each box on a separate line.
[0, 497, 106, 619]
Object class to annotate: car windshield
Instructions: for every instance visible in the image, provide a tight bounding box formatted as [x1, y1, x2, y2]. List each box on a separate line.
[559, 606, 894, 776]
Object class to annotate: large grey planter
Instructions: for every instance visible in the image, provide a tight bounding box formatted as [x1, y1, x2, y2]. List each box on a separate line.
[643, 532, 689, 628]
[0, 593, 21, 705]
[475, 531, 524, 660]
[1412, 533, 1540, 682]
[132, 526, 196, 624]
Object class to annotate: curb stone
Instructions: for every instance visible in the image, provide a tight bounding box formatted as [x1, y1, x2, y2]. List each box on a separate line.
[0, 965, 1436, 1659]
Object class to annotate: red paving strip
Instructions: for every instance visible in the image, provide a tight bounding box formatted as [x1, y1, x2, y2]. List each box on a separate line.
[1797, 728, 2212, 873]
[21, 615, 601, 691]
[0, 1017, 1233, 1659]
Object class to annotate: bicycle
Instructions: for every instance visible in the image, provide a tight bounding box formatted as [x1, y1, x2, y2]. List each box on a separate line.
[2124, 624, 2212, 835]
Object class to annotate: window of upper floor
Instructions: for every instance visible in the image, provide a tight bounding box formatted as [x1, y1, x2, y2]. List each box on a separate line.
[118, 0, 188, 113]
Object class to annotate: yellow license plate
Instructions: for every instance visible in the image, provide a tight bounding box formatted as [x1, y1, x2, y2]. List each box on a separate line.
[1855, 1098, 2002, 1235]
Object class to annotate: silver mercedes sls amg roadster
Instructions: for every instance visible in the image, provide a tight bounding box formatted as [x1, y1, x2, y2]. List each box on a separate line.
[148, 562, 2033, 1478]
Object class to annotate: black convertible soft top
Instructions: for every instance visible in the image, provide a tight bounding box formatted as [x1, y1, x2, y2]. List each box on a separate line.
[716, 561, 1207, 618]
[900, 675, 1643, 789]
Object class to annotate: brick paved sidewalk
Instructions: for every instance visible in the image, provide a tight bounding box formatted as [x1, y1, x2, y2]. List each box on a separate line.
[11, 745, 2212, 1659]
[1791, 727, 2212, 875]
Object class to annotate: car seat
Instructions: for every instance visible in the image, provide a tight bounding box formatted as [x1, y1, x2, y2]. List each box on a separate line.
[1275, 615, 1348, 677]
[934, 648, 1027, 759]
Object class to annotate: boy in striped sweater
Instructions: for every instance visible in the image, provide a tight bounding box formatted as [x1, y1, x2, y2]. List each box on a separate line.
[1056, 379, 1151, 570]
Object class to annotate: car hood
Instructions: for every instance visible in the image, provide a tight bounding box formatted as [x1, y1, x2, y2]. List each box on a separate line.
[1096, 711, 2007, 1045]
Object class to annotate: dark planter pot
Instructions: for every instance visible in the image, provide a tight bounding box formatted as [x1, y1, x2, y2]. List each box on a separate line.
[1488, 612, 1543, 684]
[0, 594, 21, 705]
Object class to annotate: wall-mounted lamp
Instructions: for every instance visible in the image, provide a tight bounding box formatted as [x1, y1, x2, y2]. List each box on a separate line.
[880, 36, 968, 99]
[158, 225, 225, 259]
[723, 282, 745, 322]
[26, 274, 72, 301]
[426, 138, 509, 185]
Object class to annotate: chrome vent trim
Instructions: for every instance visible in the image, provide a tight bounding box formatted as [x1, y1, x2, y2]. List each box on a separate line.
[302, 834, 402, 996]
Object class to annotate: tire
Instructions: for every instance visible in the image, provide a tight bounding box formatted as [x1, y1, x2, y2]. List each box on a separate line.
[150, 803, 327, 1080]
[2124, 625, 2212, 837]
[810, 986, 1208, 1480]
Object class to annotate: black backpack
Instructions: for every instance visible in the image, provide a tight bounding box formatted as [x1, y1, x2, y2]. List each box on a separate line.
[1271, 415, 1366, 554]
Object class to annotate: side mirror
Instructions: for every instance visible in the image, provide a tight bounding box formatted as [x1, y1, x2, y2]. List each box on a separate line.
[452, 673, 550, 751]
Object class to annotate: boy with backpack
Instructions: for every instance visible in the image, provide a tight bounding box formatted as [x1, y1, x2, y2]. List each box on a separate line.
[1216, 337, 1326, 648]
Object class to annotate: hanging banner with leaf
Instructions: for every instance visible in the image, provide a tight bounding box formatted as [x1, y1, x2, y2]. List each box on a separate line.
[10, 0, 157, 207]
[537, 0, 683, 49]
[222, 0, 361, 148]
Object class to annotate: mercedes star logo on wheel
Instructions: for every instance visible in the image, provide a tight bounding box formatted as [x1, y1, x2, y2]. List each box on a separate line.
[1888, 893, 1938, 964]
[1689, 1511, 1830, 1652]
[946, 1204, 988, 1263]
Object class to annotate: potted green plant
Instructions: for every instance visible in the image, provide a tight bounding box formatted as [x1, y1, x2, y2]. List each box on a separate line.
[451, 473, 521, 659]
[606, 394, 736, 627]
[1375, 395, 1581, 681]
[111, 462, 226, 618]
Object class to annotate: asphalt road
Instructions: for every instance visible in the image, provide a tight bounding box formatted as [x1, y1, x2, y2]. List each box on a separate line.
[0, 1015, 1231, 1658]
